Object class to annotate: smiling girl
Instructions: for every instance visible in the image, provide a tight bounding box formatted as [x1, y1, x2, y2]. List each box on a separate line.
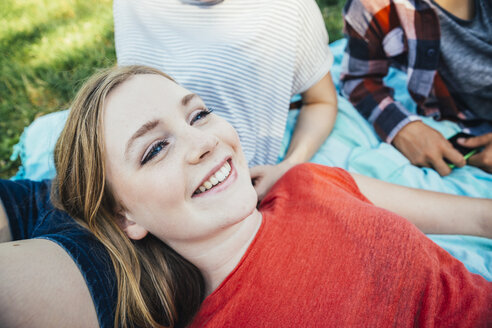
[1, 66, 491, 327]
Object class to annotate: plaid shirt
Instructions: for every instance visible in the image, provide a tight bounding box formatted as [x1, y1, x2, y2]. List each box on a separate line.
[340, 0, 463, 142]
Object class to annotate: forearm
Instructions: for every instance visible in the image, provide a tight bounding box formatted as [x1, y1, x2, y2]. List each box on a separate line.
[351, 173, 492, 238]
[284, 73, 337, 164]
[0, 199, 12, 243]
[341, 70, 421, 143]
[341, 19, 421, 142]
[284, 102, 337, 164]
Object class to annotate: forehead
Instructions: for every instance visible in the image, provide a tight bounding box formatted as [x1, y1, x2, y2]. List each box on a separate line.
[102, 74, 191, 151]
[105, 74, 187, 116]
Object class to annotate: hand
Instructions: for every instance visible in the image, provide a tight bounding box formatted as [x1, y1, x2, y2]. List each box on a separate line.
[392, 121, 465, 176]
[250, 161, 295, 201]
[458, 132, 492, 173]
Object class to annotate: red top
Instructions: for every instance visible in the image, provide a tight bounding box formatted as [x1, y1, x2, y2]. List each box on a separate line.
[190, 164, 492, 327]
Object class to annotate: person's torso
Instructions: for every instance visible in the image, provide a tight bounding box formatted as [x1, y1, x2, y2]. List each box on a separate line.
[114, 0, 329, 166]
[189, 164, 492, 327]
[431, 0, 492, 121]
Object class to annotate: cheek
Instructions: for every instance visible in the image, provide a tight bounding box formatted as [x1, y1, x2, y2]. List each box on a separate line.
[217, 119, 242, 152]
[111, 166, 187, 227]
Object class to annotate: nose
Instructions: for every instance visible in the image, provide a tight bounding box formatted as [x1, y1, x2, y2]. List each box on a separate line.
[184, 128, 219, 164]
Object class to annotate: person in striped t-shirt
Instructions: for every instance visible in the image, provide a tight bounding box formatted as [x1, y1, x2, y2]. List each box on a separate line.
[114, 0, 339, 200]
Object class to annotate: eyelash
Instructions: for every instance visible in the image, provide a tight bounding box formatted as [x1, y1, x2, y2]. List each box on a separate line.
[190, 108, 213, 125]
[140, 108, 214, 165]
[141, 140, 169, 165]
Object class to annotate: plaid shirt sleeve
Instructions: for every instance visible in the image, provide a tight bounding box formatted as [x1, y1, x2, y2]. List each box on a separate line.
[340, 0, 421, 143]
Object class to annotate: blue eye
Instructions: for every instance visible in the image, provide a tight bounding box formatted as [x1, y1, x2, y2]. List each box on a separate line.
[190, 108, 213, 125]
[141, 140, 168, 165]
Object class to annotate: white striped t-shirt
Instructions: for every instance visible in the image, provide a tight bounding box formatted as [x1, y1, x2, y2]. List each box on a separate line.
[114, 0, 333, 166]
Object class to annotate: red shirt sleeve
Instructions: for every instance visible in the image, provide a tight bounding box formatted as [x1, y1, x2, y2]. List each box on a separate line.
[262, 163, 371, 207]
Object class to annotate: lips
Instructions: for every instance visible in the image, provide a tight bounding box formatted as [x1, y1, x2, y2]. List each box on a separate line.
[193, 159, 232, 196]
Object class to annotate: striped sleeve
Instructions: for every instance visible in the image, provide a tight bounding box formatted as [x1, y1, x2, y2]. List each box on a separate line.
[340, 0, 421, 142]
[292, 0, 334, 94]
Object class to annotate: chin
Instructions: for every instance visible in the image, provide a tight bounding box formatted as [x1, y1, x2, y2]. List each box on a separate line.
[239, 185, 259, 216]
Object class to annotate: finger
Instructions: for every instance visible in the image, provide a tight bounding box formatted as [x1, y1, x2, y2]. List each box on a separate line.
[250, 170, 264, 186]
[253, 181, 268, 201]
[467, 152, 492, 173]
[458, 133, 492, 148]
[443, 146, 466, 168]
[249, 165, 265, 179]
[430, 157, 452, 176]
[467, 152, 484, 167]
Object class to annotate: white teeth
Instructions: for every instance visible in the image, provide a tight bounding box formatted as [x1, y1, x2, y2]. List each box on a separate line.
[220, 167, 229, 176]
[194, 161, 232, 195]
[215, 171, 225, 181]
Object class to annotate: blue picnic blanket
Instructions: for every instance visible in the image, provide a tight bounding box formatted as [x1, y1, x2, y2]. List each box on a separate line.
[281, 39, 492, 198]
[10, 38, 491, 280]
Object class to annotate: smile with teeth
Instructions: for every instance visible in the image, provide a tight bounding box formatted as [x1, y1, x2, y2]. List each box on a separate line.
[194, 161, 232, 195]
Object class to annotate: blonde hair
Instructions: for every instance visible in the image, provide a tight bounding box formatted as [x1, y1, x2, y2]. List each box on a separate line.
[53, 65, 205, 328]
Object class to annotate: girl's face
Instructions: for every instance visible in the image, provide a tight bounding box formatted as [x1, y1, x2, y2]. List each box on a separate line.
[103, 74, 257, 248]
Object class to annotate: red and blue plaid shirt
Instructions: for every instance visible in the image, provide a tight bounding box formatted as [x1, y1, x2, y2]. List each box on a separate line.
[340, 0, 464, 142]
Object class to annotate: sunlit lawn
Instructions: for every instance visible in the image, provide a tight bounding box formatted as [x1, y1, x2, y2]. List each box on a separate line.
[0, 0, 345, 178]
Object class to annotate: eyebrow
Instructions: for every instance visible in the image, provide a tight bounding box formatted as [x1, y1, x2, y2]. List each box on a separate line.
[124, 93, 200, 160]
[125, 120, 160, 160]
[182, 93, 199, 107]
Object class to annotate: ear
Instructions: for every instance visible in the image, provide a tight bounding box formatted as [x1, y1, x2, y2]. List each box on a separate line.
[115, 212, 149, 241]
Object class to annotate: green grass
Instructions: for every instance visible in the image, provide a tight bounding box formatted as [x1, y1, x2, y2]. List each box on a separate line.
[0, 0, 345, 179]
[318, 0, 346, 42]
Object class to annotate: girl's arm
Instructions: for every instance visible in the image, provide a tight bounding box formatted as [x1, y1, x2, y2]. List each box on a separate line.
[0, 239, 99, 327]
[351, 173, 492, 238]
[251, 72, 338, 200]
[0, 184, 99, 326]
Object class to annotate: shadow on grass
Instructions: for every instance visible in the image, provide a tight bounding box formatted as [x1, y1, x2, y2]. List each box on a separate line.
[0, 28, 116, 179]
[1, 1, 110, 59]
